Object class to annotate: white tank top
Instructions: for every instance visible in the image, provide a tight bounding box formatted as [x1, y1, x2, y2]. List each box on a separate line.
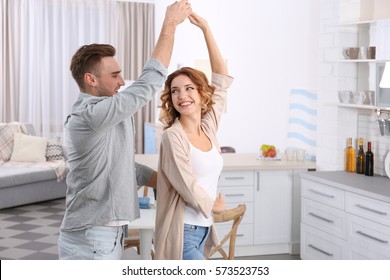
[183, 143, 223, 226]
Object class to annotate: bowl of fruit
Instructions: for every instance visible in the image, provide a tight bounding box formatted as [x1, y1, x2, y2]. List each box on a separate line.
[258, 144, 281, 161]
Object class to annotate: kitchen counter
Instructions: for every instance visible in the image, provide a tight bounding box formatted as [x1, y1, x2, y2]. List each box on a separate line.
[300, 171, 390, 203]
[135, 153, 316, 171]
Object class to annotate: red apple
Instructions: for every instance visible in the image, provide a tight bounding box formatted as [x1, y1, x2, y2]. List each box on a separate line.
[262, 151, 269, 157]
[268, 149, 276, 158]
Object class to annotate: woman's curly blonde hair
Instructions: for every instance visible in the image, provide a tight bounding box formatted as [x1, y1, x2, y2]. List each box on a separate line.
[159, 67, 216, 129]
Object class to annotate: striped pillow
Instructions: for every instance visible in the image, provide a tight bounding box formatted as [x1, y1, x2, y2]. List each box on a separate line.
[0, 122, 26, 162]
[46, 137, 65, 161]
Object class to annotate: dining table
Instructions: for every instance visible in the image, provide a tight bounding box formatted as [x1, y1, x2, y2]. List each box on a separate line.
[128, 205, 156, 260]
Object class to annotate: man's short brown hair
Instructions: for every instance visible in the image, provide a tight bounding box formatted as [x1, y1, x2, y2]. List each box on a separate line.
[70, 44, 116, 90]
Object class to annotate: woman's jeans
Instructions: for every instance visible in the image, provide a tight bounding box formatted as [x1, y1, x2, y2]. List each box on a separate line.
[183, 224, 210, 260]
[58, 226, 124, 260]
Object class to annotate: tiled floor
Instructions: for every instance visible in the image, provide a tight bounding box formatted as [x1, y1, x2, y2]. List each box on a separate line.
[0, 199, 299, 260]
[0, 199, 64, 260]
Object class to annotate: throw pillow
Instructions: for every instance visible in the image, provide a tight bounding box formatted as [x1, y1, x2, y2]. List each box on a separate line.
[0, 122, 25, 162]
[10, 133, 48, 162]
[46, 136, 65, 161]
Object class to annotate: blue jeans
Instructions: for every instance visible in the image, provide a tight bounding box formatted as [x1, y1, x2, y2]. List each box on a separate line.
[182, 224, 210, 260]
[58, 226, 124, 260]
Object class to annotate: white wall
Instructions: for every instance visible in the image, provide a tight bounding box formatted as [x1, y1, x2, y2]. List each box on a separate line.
[154, 0, 320, 154]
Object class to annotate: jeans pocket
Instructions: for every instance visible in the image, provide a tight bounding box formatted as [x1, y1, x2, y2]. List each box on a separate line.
[94, 240, 116, 255]
[86, 227, 119, 256]
[58, 239, 77, 259]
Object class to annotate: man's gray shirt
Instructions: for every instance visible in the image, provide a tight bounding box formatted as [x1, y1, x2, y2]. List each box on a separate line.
[61, 58, 166, 231]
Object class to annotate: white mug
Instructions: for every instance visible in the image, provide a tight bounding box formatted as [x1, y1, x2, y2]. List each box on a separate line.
[285, 149, 295, 161]
[296, 149, 306, 162]
[352, 91, 366, 105]
[360, 46, 367, 59]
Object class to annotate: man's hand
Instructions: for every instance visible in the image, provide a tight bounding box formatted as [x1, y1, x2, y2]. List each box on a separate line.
[165, 0, 192, 28]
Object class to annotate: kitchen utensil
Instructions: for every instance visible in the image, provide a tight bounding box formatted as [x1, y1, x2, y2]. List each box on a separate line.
[378, 118, 387, 136]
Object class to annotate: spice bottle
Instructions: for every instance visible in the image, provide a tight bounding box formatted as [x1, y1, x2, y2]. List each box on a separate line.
[365, 141, 374, 176]
[356, 138, 365, 174]
[345, 137, 355, 172]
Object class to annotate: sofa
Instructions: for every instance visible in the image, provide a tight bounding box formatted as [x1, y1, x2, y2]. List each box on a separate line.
[0, 122, 68, 209]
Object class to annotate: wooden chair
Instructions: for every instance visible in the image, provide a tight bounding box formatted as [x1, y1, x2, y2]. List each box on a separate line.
[123, 186, 150, 254]
[220, 146, 236, 153]
[208, 204, 246, 260]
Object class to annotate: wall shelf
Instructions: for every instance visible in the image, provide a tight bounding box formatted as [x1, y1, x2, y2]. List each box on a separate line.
[336, 103, 390, 112]
[336, 59, 388, 63]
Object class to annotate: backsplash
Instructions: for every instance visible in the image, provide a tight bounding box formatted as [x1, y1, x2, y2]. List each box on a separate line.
[358, 112, 390, 176]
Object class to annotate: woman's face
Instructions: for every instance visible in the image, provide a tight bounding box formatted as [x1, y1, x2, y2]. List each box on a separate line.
[170, 74, 202, 117]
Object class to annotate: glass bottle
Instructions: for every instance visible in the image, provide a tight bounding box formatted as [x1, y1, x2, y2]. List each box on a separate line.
[356, 138, 365, 174]
[345, 137, 355, 172]
[365, 141, 374, 176]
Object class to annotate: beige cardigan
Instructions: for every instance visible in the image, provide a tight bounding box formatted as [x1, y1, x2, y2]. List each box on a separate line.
[154, 73, 233, 260]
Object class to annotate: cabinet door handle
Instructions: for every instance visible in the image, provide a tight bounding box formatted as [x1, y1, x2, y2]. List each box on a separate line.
[355, 204, 388, 216]
[308, 244, 333, 257]
[225, 194, 245, 197]
[236, 234, 244, 237]
[356, 231, 389, 244]
[309, 212, 334, 223]
[225, 176, 245, 180]
[257, 172, 260, 192]
[309, 189, 335, 199]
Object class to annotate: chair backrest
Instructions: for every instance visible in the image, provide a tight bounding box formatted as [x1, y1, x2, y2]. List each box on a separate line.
[209, 204, 246, 260]
[220, 146, 236, 153]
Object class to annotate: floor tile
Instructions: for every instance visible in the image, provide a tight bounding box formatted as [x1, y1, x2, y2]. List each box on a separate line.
[20, 251, 58, 260]
[0, 237, 29, 247]
[35, 235, 60, 245]
[0, 247, 34, 259]
[3, 216, 33, 223]
[12, 232, 47, 241]
[7, 223, 40, 231]
[16, 241, 54, 251]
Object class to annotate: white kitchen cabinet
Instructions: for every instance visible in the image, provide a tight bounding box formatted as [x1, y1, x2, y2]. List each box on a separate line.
[216, 170, 255, 246]
[300, 171, 390, 260]
[254, 170, 293, 244]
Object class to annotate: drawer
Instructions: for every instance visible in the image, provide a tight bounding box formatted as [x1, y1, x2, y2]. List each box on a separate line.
[347, 214, 390, 258]
[218, 186, 253, 203]
[301, 178, 345, 210]
[300, 223, 347, 260]
[218, 171, 254, 187]
[213, 223, 253, 246]
[301, 198, 347, 239]
[346, 192, 390, 227]
[348, 244, 390, 260]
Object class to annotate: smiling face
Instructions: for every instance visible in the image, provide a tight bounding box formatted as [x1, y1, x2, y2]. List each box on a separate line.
[92, 56, 125, 97]
[170, 74, 202, 118]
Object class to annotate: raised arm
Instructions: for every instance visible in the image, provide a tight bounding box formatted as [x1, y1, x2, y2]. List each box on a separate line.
[151, 0, 192, 68]
[189, 13, 228, 75]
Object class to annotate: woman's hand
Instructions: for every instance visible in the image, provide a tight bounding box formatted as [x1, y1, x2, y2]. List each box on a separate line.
[212, 192, 226, 213]
[188, 12, 208, 31]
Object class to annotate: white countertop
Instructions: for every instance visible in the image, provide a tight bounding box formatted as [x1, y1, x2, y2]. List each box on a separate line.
[300, 171, 390, 203]
[135, 153, 316, 171]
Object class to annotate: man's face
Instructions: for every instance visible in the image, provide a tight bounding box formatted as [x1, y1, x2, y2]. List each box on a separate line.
[94, 56, 125, 97]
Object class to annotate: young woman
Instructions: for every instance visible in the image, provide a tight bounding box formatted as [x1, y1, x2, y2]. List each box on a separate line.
[154, 12, 233, 260]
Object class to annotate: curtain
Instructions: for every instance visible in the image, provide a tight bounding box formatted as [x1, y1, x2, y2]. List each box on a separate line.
[1, 0, 154, 143]
[116, 1, 155, 153]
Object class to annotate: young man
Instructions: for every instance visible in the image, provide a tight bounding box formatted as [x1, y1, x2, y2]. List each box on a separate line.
[58, 0, 192, 260]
